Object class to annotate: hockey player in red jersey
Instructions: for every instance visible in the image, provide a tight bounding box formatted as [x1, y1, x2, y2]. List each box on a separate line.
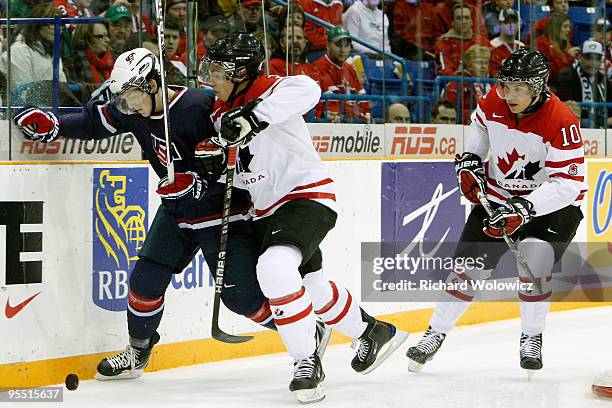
[406, 48, 585, 376]
[198, 33, 408, 404]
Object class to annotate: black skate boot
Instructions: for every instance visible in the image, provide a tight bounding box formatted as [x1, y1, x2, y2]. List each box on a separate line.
[315, 320, 332, 359]
[95, 332, 160, 380]
[520, 333, 543, 380]
[351, 312, 409, 375]
[406, 326, 446, 373]
[289, 352, 325, 404]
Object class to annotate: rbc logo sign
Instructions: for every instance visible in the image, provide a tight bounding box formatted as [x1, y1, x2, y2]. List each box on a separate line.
[92, 168, 148, 311]
[593, 169, 612, 236]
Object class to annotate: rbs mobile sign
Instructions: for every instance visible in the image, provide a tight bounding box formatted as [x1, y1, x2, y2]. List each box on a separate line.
[92, 168, 148, 311]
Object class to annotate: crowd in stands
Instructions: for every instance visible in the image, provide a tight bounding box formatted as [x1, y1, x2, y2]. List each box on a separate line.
[0, 0, 610, 127]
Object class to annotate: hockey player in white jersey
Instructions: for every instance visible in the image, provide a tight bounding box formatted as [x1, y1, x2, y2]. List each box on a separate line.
[406, 48, 586, 376]
[197, 33, 408, 403]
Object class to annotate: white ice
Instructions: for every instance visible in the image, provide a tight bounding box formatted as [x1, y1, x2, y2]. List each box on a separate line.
[30, 307, 612, 407]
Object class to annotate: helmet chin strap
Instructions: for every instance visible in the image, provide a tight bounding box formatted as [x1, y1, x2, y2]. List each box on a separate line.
[520, 91, 548, 115]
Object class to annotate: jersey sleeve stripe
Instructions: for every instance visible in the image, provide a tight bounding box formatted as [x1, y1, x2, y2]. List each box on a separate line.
[546, 146, 583, 161]
[292, 178, 334, 192]
[98, 104, 117, 133]
[475, 112, 486, 127]
[549, 172, 584, 182]
[545, 157, 584, 168]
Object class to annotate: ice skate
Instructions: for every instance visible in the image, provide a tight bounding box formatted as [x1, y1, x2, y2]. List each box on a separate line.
[351, 316, 408, 375]
[520, 333, 542, 381]
[406, 326, 446, 373]
[289, 353, 325, 404]
[96, 332, 160, 380]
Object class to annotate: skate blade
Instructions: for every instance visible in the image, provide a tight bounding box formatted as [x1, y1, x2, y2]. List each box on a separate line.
[316, 327, 332, 359]
[359, 330, 409, 375]
[95, 369, 144, 381]
[526, 370, 535, 382]
[294, 384, 326, 404]
[407, 359, 424, 373]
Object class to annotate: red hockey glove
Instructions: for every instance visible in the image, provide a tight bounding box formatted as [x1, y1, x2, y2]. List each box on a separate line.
[13, 105, 60, 142]
[219, 99, 268, 147]
[483, 197, 534, 238]
[194, 139, 227, 182]
[455, 152, 486, 205]
[156, 172, 206, 212]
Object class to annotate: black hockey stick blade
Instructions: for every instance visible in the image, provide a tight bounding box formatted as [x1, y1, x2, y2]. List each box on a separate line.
[211, 324, 254, 344]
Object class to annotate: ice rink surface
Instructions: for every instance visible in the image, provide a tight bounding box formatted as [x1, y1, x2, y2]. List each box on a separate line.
[21, 307, 612, 407]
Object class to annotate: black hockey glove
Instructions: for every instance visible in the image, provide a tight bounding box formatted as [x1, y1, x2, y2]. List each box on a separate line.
[194, 139, 227, 183]
[455, 152, 486, 205]
[156, 171, 206, 213]
[483, 197, 534, 238]
[13, 105, 60, 142]
[219, 98, 268, 147]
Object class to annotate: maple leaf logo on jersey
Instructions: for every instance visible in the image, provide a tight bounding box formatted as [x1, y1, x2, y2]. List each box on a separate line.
[237, 146, 254, 173]
[496, 148, 542, 180]
[497, 148, 525, 174]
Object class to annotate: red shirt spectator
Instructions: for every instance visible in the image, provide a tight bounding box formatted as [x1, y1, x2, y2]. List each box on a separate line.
[434, 4, 490, 76]
[297, 0, 343, 52]
[432, 0, 488, 41]
[392, 0, 436, 56]
[52, 0, 93, 33]
[489, 8, 524, 77]
[442, 44, 491, 124]
[268, 26, 321, 81]
[524, 0, 571, 45]
[312, 26, 370, 122]
[534, 12, 579, 83]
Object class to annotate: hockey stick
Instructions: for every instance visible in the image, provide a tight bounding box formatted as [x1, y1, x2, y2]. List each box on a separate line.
[154, 0, 175, 183]
[211, 146, 254, 343]
[476, 192, 543, 294]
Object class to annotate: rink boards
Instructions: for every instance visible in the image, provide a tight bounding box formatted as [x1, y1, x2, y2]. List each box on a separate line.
[0, 155, 610, 387]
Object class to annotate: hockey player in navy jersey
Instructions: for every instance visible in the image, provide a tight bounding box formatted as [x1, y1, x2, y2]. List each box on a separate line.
[406, 48, 586, 376]
[197, 33, 408, 403]
[12, 48, 274, 380]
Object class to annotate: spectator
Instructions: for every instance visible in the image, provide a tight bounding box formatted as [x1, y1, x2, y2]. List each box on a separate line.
[483, 0, 514, 39]
[590, 18, 612, 80]
[490, 8, 524, 77]
[535, 12, 579, 83]
[105, 3, 132, 59]
[312, 26, 370, 123]
[442, 44, 491, 124]
[553, 40, 612, 128]
[0, 4, 68, 95]
[433, 3, 490, 76]
[391, 0, 436, 60]
[269, 25, 320, 79]
[166, 0, 187, 31]
[8, 0, 44, 18]
[125, 32, 187, 87]
[385, 103, 411, 123]
[164, 16, 182, 60]
[52, 0, 94, 19]
[342, 0, 391, 56]
[70, 21, 114, 84]
[203, 15, 231, 51]
[432, 100, 457, 124]
[276, 2, 305, 29]
[297, 0, 341, 57]
[432, 0, 488, 41]
[229, 0, 278, 35]
[525, 0, 570, 45]
[563, 100, 582, 120]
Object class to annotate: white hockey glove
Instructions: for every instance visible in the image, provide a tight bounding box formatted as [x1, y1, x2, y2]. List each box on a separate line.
[219, 98, 268, 147]
[455, 152, 486, 205]
[156, 171, 206, 213]
[13, 105, 60, 142]
[483, 197, 534, 238]
[194, 139, 227, 182]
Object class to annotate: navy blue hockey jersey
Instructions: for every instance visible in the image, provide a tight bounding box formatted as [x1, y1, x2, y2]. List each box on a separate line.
[59, 86, 252, 230]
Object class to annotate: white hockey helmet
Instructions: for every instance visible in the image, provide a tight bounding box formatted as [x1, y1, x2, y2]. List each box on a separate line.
[109, 48, 161, 97]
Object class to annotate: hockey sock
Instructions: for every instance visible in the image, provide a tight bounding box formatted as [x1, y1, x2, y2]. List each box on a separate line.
[429, 291, 472, 334]
[127, 258, 172, 341]
[247, 299, 277, 330]
[517, 238, 554, 335]
[129, 336, 150, 349]
[303, 270, 367, 339]
[257, 245, 316, 359]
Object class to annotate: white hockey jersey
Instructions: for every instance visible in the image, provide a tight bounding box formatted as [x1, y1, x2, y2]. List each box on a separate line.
[212, 75, 336, 219]
[468, 89, 587, 216]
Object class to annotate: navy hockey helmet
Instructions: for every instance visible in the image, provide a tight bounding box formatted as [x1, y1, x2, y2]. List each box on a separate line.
[199, 33, 265, 84]
[498, 48, 550, 95]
